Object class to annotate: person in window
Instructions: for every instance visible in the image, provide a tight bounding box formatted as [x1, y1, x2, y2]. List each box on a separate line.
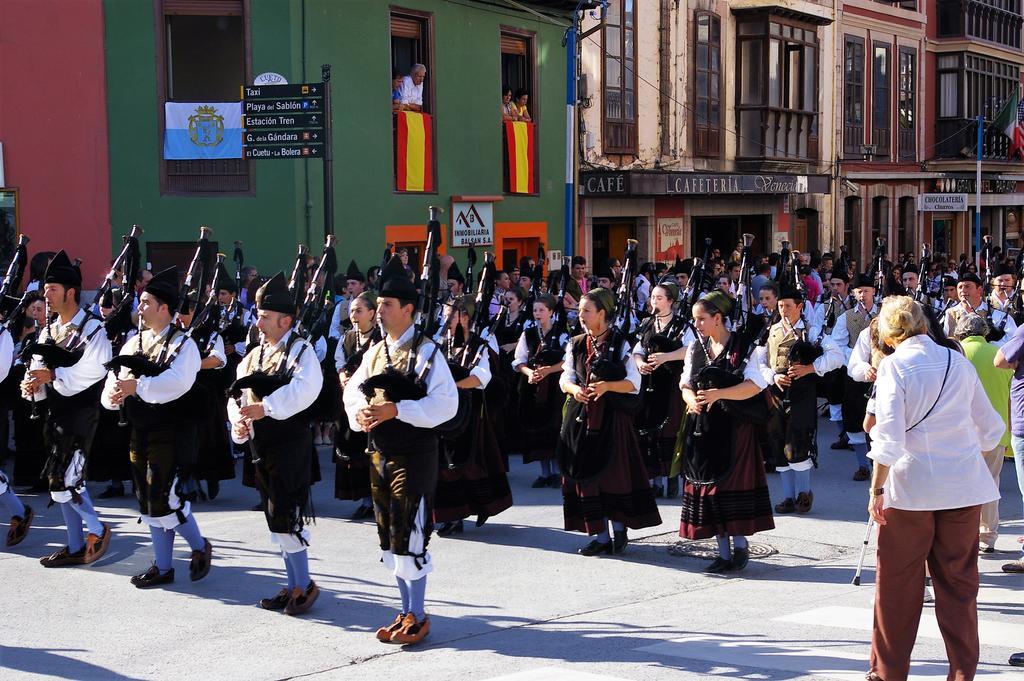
[513, 89, 531, 122]
[501, 86, 518, 121]
[392, 70, 403, 111]
[397, 64, 427, 112]
[866, 296, 1003, 681]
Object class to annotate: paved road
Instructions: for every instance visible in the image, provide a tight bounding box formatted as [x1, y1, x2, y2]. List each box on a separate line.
[1, 418, 1022, 680]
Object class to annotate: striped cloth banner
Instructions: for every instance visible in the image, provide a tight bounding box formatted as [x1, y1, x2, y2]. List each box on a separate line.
[505, 120, 536, 194]
[396, 111, 434, 192]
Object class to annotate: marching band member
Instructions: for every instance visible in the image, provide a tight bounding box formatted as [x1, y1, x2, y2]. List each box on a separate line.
[433, 296, 512, 536]
[229, 272, 324, 616]
[23, 252, 113, 568]
[679, 291, 773, 572]
[513, 293, 567, 487]
[102, 267, 212, 588]
[944, 272, 1017, 345]
[753, 285, 842, 514]
[342, 254, 458, 645]
[832, 274, 877, 480]
[557, 288, 660, 556]
[333, 290, 381, 520]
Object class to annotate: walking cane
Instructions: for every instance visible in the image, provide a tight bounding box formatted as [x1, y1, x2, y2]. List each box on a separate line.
[852, 516, 875, 586]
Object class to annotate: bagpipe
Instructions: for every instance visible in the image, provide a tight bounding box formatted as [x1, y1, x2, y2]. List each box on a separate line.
[550, 254, 571, 339]
[573, 239, 640, 429]
[105, 226, 214, 385]
[358, 206, 443, 405]
[0, 235, 31, 333]
[295, 235, 338, 341]
[435, 252, 500, 463]
[101, 224, 143, 343]
[227, 243, 311, 402]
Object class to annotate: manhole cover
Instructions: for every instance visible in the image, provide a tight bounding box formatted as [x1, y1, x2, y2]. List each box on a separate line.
[667, 539, 778, 560]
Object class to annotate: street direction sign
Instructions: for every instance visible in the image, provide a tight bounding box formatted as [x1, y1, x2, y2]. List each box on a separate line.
[243, 98, 322, 114]
[243, 112, 324, 129]
[243, 83, 322, 99]
[244, 145, 323, 159]
[242, 82, 327, 160]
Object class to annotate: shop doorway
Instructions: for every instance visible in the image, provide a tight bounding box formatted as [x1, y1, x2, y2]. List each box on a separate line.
[501, 237, 540, 274]
[393, 241, 425, 278]
[147, 241, 220, 287]
[691, 215, 770, 261]
[593, 220, 636, 270]
[793, 209, 819, 254]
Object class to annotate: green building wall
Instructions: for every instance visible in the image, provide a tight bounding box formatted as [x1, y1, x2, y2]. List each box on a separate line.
[104, 0, 569, 275]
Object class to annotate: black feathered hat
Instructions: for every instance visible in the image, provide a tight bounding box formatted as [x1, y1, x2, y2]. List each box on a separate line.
[851, 273, 875, 290]
[345, 259, 365, 283]
[777, 284, 804, 302]
[446, 259, 464, 285]
[144, 266, 180, 310]
[256, 272, 296, 315]
[43, 250, 82, 289]
[959, 272, 983, 286]
[993, 263, 1014, 278]
[216, 262, 237, 293]
[379, 253, 418, 304]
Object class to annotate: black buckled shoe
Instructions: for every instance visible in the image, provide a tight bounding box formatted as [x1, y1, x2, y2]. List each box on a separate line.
[351, 504, 374, 521]
[730, 547, 750, 571]
[259, 589, 291, 610]
[39, 545, 85, 568]
[475, 514, 489, 528]
[436, 520, 463, 537]
[132, 565, 175, 589]
[705, 557, 732, 573]
[189, 538, 212, 582]
[577, 539, 612, 556]
[546, 474, 561, 487]
[1009, 652, 1024, 667]
[774, 498, 796, 514]
[612, 529, 628, 554]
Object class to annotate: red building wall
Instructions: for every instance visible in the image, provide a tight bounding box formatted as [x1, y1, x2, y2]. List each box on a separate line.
[0, 0, 111, 284]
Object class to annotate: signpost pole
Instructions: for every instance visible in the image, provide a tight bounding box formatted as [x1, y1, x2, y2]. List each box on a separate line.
[975, 114, 983, 262]
[322, 64, 334, 237]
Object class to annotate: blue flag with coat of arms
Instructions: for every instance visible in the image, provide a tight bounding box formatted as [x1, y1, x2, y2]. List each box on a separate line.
[163, 102, 242, 160]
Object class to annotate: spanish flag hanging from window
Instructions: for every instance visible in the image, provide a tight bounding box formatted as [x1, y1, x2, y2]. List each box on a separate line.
[505, 121, 536, 194]
[396, 111, 434, 192]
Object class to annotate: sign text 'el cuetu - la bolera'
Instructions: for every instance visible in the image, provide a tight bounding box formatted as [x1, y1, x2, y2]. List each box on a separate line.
[241, 84, 326, 159]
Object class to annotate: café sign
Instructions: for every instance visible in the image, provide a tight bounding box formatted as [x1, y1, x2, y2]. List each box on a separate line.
[581, 171, 824, 196]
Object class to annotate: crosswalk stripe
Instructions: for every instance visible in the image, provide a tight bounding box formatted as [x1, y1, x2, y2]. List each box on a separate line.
[636, 634, 1015, 679]
[774, 606, 1024, 650]
[480, 668, 632, 681]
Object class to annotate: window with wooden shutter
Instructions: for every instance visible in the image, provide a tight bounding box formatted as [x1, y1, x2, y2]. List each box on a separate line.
[694, 11, 721, 157]
[156, 0, 252, 195]
[602, 0, 637, 155]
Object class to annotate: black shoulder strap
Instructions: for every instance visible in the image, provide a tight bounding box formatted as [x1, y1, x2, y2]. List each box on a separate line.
[906, 348, 952, 433]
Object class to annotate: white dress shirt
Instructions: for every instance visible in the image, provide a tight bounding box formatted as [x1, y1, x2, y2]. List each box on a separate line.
[399, 75, 423, 107]
[752, 317, 843, 387]
[26, 310, 112, 401]
[847, 326, 874, 383]
[102, 325, 200, 409]
[342, 324, 458, 432]
[679, 336, 768, 391]
[944, 300, 1017, 347]
[868, 334, 1003, 511]
[831, 304, 876, 363]
[512, 327, 569, 371]
[559, 335, 641, 395]
[227, 329, 323, 442]
[0, 329, 12, 384]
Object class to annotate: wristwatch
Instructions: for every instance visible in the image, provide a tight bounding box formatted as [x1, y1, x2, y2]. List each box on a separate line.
[870, 487, 885, 497]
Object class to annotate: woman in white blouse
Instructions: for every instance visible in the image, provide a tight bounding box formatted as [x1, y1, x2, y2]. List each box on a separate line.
[866, 296, 1004, 681]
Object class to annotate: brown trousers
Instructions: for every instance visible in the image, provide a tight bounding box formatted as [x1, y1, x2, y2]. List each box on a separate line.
[871, 505, 981, 681]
